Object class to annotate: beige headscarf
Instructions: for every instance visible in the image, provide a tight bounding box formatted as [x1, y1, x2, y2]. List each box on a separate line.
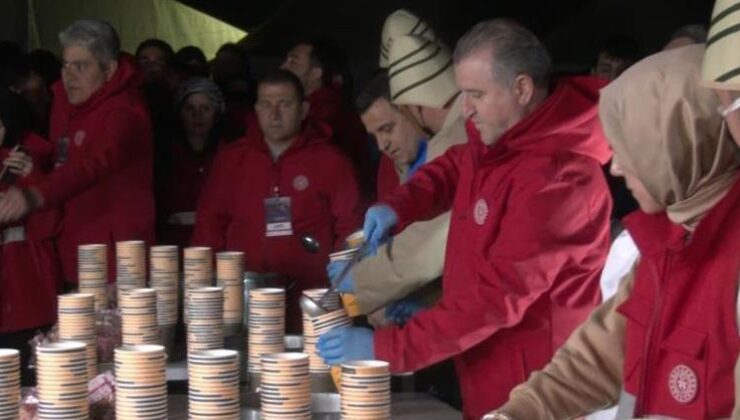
[600, 44, 740, 227]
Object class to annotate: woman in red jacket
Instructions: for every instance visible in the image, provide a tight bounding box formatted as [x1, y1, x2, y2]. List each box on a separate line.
[0, 87, 61, 384]
[156, 78, 222, 248]
[490, 44, 740, 420]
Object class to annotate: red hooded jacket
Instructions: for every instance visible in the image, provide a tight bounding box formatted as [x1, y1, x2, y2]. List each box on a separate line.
[0, 133, 62, 332]
[38, 54, 154, 284]
[374, 77, 613, 419]
[376, 154, 400, 201]
[156, 139, 216, 249]
[307, 85, 372, 199]
[192, 120, 364, 331]
[617, 177, 740, 419]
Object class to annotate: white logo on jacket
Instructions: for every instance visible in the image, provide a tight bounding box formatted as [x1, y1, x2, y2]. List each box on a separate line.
[668, 364, 698, 404]
[473, 198, 488, 225]
[293, 175, 309, 191]
[73, 130, 86, 146]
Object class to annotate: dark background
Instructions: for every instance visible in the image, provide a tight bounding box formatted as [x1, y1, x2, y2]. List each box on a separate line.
[178, 0, 714, 70]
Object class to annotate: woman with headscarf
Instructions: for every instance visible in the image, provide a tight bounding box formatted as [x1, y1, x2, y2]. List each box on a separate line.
[156, 78, 224, 248]
[484, 44, 740, 420]
[0, 87, 61, 383]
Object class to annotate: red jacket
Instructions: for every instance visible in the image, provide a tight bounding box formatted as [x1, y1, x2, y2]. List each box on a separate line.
[376, 154, 400, 201]
[307, 85, 372, 199]
[38, 54, 155, 284]
[617, 177, 740, 419]
[0, 133, 62, 332]
[156, 139, 216, 248]
[374, 77, 613, 419]
[192, 120, 364, 331]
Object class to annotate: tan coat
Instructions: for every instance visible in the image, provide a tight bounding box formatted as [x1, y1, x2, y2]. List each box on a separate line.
[352, 96, 466, 314]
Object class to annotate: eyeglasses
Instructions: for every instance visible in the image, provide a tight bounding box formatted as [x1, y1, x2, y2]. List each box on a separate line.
[61, 60, 96, 74]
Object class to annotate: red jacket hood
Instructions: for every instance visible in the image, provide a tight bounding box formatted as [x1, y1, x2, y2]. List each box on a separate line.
[52, 53, 143, 117]
[467, 76, 612, 165]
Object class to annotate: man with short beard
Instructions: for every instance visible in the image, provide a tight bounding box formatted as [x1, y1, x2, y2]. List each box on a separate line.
[193, 69, 364, 332]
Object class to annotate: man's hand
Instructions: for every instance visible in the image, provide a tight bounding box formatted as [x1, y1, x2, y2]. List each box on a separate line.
[384, 298, 425, 325]
[317, 326, 375, 365]
[3, 150, 33, 177]
[0, 187, 31, 223]
[326, 260, 355, 293]
[363, 205, 398, 255]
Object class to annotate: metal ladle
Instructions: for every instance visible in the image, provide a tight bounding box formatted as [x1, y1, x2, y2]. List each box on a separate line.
[300, 234, 320, 254]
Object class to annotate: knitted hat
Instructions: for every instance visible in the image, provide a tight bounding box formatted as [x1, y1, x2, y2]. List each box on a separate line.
[702, 0, 740, 89]
[387, 35, 457, 109]
[379, 9, 438, 68]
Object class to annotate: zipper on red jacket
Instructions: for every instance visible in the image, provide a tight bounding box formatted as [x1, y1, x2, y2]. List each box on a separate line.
[635, 253, 671, 416]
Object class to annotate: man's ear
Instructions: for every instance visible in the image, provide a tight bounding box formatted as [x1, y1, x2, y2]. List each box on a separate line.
[512, 74, 535, 106]
[104, 60, 119, 81]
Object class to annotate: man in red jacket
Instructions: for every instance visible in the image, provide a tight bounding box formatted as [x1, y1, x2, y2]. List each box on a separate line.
[0, 19, 154, 285]
[318, 20, 612, 419]
[281, 40, 373, 200]
[192, 69, 364, 332]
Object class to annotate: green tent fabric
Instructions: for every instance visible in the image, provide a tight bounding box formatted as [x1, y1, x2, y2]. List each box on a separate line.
[28, 0, 247, 58]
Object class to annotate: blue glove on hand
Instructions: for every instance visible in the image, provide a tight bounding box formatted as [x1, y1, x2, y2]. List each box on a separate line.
[384, 299, 425, 325]
[363, 205, 398, 255]
[316, 326, 374, 365]
[326, 260, 355, 293]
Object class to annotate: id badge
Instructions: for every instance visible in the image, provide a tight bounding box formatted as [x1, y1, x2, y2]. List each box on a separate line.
[265, 196, 293, 237]
[55, 137, 69, 167]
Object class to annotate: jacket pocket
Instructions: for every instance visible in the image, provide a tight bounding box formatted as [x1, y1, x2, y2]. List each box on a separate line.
[653, 326, 707, 418]
[616, 293, 652, 392]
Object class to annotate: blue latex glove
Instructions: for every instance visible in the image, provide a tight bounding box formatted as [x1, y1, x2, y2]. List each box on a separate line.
[316, 326, 374, 365]
[363, 205, 398, 255]
[326, 260, 355, 293]
[384, 299, 425, 325]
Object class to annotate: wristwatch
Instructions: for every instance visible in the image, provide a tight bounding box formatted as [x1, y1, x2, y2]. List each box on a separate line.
[481, 412, 513, 420]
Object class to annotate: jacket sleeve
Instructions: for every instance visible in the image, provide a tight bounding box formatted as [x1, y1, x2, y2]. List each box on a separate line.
[493, 264, 635, 419]
[190, 147, 233, 250]
[374, 170, 610, 373]
[380, 145, 465, 231]
[352, 210, 449, 313]
[34, 108, 148, 207]
[327, 152, 365, 249]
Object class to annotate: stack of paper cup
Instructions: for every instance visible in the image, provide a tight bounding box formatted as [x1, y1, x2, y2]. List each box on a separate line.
[58, 293, 97, 379]
[116, 240, 147, 300]
[149, 245, 179, 327]
[184, 247, 213, 324]
[302, 289, 341, 373]
[120, 288, 159, 346]
[0, 349, 20, 419]
[188, 349, 240, 419]
[36, 342, 89, 419]
[340, 360, 391, 420]
[115, 345, 167, 419]
[247, 288, 285, 374]
[216, 251, 244, 334]
[78, 244, 108, 311]
[260, 353, 311, 420]
[307, 304, 352, 388]
[187, 287, 224, 353]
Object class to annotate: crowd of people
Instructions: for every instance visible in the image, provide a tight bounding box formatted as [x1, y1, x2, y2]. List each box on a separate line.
[0, 4, 737, 419]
